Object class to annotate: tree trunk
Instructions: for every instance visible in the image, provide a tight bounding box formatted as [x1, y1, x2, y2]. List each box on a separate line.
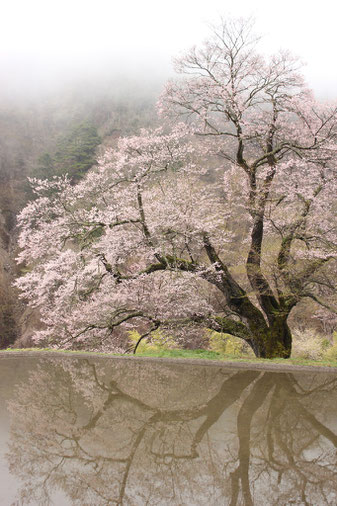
[204, 312, 292, 359]
[250, 317, 292, 359]
[199, 234, 293, 359]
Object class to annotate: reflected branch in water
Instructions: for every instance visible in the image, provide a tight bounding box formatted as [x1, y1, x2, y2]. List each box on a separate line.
[5, 357, 337, 505]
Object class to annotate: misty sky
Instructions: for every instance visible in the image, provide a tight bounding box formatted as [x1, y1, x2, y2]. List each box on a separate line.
[1, 0, 336, 98]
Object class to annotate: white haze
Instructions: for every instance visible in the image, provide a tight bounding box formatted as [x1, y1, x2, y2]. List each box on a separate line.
[1, 0, 337, 100]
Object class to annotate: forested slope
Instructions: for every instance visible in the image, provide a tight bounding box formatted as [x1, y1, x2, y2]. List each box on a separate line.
[0, 80, 158, 347]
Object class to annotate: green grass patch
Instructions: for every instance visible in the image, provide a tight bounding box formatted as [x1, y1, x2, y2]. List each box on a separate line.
[1, 347, 121, 357]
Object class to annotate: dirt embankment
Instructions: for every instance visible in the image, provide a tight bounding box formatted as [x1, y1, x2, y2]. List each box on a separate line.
[1, 350, 337, 374]
[0, 178, 25, 348]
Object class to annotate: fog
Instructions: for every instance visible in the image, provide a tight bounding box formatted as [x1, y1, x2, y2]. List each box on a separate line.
[1, 0, 337, 101]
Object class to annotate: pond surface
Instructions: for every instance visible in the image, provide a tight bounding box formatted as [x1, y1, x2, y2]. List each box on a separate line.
[1, 356, 337, 505]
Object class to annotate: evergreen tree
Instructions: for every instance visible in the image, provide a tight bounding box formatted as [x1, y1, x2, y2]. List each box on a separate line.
[34, 121, 101, 182]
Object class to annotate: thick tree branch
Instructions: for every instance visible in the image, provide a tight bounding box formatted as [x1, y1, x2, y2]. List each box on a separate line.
[191, 314, 253, 342]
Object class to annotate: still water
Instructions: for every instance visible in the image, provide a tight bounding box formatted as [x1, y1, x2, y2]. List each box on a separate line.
[0, 355, 337, 505]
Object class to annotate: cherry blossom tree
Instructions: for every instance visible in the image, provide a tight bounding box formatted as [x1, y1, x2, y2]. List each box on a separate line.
[15, 18, 337, 358]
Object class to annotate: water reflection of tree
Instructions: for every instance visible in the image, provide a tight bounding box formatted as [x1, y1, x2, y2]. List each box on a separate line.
[6, 358, 337, 505]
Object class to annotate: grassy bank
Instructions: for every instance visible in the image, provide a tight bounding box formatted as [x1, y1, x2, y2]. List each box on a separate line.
[2, 347, 337, 369]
